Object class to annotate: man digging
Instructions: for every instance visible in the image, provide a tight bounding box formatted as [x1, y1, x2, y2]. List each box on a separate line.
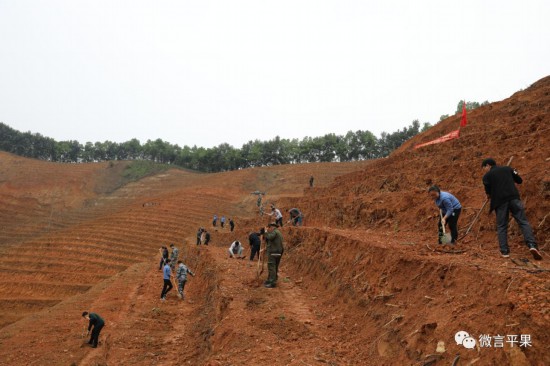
[82, 311, 105, 348]
[482, 158, 542, 260]
[428, 185, 462, 245]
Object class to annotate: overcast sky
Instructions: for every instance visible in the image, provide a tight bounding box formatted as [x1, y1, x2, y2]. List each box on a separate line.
[0, 1, 549, 148]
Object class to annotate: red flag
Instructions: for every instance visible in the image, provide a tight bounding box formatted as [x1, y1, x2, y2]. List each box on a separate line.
[460, 101, 467, 127]
[414, 129, 460, 149]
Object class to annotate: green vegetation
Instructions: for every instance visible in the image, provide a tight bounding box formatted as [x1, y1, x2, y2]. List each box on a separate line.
[122, 160, 172, 183]
[456, 100, 489, 114]
[0, 119, 427, 172]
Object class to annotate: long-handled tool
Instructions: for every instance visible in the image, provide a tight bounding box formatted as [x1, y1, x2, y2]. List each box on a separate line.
[439, 210, 452, 244]
[256, 240, 267, 278]
[459, 156, 514, 240]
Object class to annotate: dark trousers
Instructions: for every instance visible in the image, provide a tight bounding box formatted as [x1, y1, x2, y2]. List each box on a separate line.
[161, 279, 173, 298]
[178, 279, 187, 295]
[495, 199, 537, 254]
[89, 324, 104, 347]
[221, 222, 225, 228]
[230, 225, 235, 232]
[213, 220, 217, 227]
[204, 238, 210, 246]
[276, 218, 283, 227]
[250, 245, 260, 261]
[267, 251, 283, 285]
[438, 208, 461, 243]
[196, 237, 201, 245]
[159, 257, 167, 270]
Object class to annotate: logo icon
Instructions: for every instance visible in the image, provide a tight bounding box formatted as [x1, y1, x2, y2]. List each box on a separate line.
[455, 331, 469, 345]
[462, 337, 476, 349]
[455, 331, 477, 349]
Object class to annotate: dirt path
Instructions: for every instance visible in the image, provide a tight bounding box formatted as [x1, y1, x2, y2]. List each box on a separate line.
[196, 242, 342, 366]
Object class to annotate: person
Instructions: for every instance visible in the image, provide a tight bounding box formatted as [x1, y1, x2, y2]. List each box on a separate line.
[248, 230, 262, 261]
[482, 158, 542, 260]
[257, 195, 262, 207]
[161, 260, 173, 300]
[428, 186, 462, 245]
[228, 240, 244, 258]
[269, 206, 283, 227]
[263, 224, 284, 288]
[204, 230, 211, 245]
[196, 228, 203, 245]
[229, 218, 235, 232]
[213, 215, 218, 227]
[309, 175, 314, 188]
[176, 260, 195, 300]
[169, 244, 179, 268]
[158, 246, 169, 270]
[82, 311, 105, 348]
[288, 208, 303, 226]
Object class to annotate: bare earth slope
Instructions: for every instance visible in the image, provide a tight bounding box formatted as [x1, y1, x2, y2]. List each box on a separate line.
[0, 76, 548, 366]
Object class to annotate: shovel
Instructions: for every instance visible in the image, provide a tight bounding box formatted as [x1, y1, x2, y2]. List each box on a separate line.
[439, 211, 452, 244]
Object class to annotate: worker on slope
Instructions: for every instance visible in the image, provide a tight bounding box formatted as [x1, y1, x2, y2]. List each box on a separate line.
[204, 230, 211, 245]
[249, 230, 262, 261]
[82, 311, 105, 348]
[176, 260, 195, 300]
[269, 206, 283, 227]
[428, 186, 462, 245]
[482, 158, 542, 260]
[221, 216, 226, 229]
[160, 260, 173, 300]
[158, 246, 169, 270]
[309, 175, 314, 188]
[263, 223, 284, 288]
[212, 214, 218, 227]
[169, 243, 179, 268]
[196, 228, 204, 245]
[228, 240, 244, 258]
[288, 208, 303, 226]
[229, 218, 235, 232]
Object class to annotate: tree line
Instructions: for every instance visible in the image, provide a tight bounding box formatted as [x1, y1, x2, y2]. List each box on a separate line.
[1, 121, 431, 172]
[1, 99, 484, 172]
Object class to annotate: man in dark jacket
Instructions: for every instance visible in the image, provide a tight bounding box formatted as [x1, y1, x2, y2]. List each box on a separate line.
[196, 228, 203, 245]
[204, 230, 211, 245]
[248, 231, 262, 261]
[482, 158, 542, 260]
[158, 246, 169, 270]
[82, 311, 105, 348]
[229, 218, 235, 232]
[288, 208, 303, 226]
[263, 224, 284, 288]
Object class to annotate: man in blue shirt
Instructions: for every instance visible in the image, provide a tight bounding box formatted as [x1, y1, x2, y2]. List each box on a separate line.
[429, 186, 462, 244]
[160, 260, 173, 301]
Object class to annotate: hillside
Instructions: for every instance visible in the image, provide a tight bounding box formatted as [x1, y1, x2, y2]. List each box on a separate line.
[0, 76, 548, 366]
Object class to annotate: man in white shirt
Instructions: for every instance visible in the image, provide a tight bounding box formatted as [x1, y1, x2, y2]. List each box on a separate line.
[228, 240, 244, 258]
[269, 206, 283, 227]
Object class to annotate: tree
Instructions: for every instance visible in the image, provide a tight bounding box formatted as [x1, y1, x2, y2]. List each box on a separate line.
[0, 119, 429, 172]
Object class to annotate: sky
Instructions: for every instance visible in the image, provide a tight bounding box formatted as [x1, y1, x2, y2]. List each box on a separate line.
[0, 0, 549, 148]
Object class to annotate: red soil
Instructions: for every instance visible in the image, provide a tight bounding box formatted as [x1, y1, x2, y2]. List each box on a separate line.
[0, 76, 548, 366]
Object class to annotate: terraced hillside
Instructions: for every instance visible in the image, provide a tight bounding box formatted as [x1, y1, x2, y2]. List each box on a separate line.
[0, 155, 370, 329]
[0, 76, 548, 366]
